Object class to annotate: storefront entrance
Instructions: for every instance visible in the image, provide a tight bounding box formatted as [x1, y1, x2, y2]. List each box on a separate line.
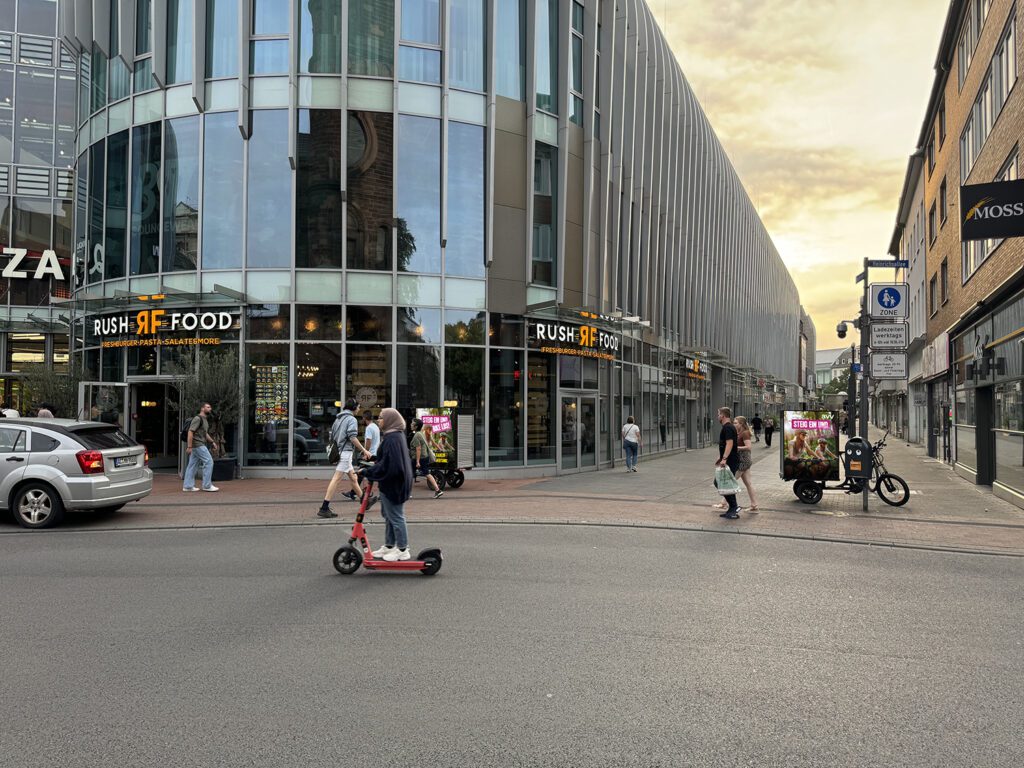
[560, 394, 598, 471]
[129, 381, 180, 470]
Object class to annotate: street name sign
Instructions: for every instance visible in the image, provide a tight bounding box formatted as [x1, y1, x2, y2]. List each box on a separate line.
[851, 363, 863, 373]
[869, 283, 909, 319]
[870, 322, 909, 349]
[867, 259, 909, 269]
[870, 352, 908, 379]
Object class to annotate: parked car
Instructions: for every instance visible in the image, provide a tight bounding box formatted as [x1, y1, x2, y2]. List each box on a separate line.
[292, 418, 326, 462]
[0, 418, 152, 529]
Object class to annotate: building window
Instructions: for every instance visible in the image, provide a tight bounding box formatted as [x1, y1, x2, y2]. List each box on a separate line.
[134, 0, 156, 92]
[928, 201, 937, 244]
[202, 111, 244, 269]
[296, 110, 343, 268]
[246, 110, 292, 268]
[940, 258, 948, 304]
[251, 0, 290, 75]
[449, 0, 486, 91]
[495, 0, 524, 99]
[929, 274, 938, 316]
[162, 116, 199, 272]
[348, 0, 394, 77]
[938, 99, 946, 145]
[446, 122, 486, 278]
[347, 111, 394, 271]
[300, 0, 343, 74]
[939, 177, 947, 224]
[206, 0, 239, 77]
[960, 13, 1015, 180]
[166, 0, 194, 84]
[535, 0, 558, 113]
[130, 121, 161, 275]
[926, 136, 935, 174]
[104, 130, 129, 280]
[957, 0, 991, 89]
[532, 143, 557, 286]
[396, 115, 441, 274]
[569, 1, 584, 126]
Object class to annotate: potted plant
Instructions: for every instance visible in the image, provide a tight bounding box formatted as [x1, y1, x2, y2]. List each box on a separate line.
[19, 364, 82, 419]
[167, 347, 241, 481]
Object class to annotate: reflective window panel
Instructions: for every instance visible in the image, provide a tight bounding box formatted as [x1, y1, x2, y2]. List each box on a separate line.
[535, 0, 558, 112]
[247, 110, 292, 269]
[347, 111, 394, 271]
[167, 0, 194, 84]
[87, 141, 105, 284]
[532, 143, 557, 285]
[401, 0, 440, 44]
[296, 110, 343, 268]
[396, 344, 440, 409]
[449, 0, 486, 90]
[163, 116, 199, 271]
[446, 122, 485, 277]
[202, 111, 243, 269]
[348, 0, 394, 77]
[300, 0, 343, 74]
[130, 121, 162, 275]
[496, 0, 524, 99]
[294, 343, 342, 465]
[397, 115, 441, 273]
[246, 344, 291, 466]
[206, 0, 239, 77]
[104, 130, 129, 280]
[489, 348, 523, 465]
[346, 343, 392, 412]
[14, 67, 54, 165]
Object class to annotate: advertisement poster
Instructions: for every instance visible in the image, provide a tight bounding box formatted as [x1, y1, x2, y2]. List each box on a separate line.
[415, 408, 455, 468]
[782, 411, 840, 482]
[253, 365, 288, 425]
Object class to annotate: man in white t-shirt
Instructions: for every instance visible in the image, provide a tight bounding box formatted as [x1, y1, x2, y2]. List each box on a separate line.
[621, 415, 642, 472]
[362, 410, 381, 456]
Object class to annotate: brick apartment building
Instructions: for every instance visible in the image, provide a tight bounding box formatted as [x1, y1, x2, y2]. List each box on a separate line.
[890, 0, 1024, 508]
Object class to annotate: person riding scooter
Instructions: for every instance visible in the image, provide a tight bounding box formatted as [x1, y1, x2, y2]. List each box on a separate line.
[358, 408, 415, 562]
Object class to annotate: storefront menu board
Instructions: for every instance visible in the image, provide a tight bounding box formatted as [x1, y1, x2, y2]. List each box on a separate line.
[254, 365, 289, 425]
[781, 410, 840, 482]
[415, 408, 455, 468]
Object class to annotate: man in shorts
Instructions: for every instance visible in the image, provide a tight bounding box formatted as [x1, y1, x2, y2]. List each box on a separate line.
[318, 398, 372, 518]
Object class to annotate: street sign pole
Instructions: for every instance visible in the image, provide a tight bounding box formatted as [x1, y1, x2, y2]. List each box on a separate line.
[860, 258, 870, 512]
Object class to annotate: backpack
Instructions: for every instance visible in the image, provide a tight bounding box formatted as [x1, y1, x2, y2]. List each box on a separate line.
[328, 412, 357, 463]
[180, 419, 194, 444]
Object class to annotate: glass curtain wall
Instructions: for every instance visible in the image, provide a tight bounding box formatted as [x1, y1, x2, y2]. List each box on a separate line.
[162, 116, 199, 272]
[449, 0, 485, 90]
[104, 130, 129, 280]
[202, 111, 243, 269]
[397, 115, 441, 273]
[297, 109, 343, 268]
[446, 122, 485, 277]
[495, 0, 524, 99]
[348, 0, 394, 77]
[247, 110, 292, 268]
[347, 111, 394, 270]
[300, 0, 343, 74]
[166, 0, 194, 84]
[206, 0, 239, 77]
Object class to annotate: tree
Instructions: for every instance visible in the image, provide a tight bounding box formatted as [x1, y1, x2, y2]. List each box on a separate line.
[19, 365, 82, 419]
[823, 370, 847, 399]
[164, 347, 241, 456]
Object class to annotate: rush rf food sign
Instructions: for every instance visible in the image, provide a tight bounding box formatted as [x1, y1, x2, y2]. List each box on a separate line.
[94, 308, 237, 348]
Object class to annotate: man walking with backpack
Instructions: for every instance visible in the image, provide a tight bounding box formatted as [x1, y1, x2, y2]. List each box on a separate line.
[318, 398, 372, 518]
[183, 402, 219, 492]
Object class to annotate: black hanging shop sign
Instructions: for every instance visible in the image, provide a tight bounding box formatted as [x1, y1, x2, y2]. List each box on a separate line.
[960, 178, 1024, 241]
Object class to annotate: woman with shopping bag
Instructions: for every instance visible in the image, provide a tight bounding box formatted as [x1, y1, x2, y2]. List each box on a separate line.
[714, 407, 742, 518]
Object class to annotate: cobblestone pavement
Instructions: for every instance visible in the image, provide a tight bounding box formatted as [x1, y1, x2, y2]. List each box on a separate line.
[7, 428, 1023, 555]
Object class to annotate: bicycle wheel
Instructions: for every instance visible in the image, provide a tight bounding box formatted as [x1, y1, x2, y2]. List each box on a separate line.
[875, 473, 910, 507]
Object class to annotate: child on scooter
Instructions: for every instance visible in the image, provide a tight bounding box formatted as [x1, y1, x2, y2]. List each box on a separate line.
[358, 408, 415, 561]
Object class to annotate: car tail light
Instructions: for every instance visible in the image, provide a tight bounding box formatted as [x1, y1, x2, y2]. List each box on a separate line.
[76, 450, 105, 475]
[310, 428, 319, 439]
[144, 448, 150, 466]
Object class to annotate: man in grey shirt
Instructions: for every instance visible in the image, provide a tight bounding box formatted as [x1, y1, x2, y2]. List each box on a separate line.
[183, 402, 219, 492]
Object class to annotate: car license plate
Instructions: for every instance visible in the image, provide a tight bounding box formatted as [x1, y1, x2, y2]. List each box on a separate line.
[114, 456, 136, 467]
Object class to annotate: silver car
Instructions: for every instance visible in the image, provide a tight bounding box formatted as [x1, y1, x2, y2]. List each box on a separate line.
[1, 418, 152, 529]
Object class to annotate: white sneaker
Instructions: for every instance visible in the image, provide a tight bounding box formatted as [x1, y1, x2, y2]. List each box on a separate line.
[201, 485, 220, 492]
[371, 545, 395, 558]
[382, 548, 412, 562]
[182, 487, 199, 492]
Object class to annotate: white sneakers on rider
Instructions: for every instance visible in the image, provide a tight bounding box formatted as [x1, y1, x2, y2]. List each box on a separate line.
[371, 545, 394, 558]
[382, 548, 412, 562]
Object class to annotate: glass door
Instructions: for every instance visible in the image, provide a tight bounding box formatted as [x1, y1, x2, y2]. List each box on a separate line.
[580, 396, 596, 468]
[559, 394, 599, 472]
[560, 396, 578, 470]
[78, 382, 129, 426]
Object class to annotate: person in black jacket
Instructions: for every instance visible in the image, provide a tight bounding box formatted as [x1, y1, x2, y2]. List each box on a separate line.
[358, 408, 415, 561]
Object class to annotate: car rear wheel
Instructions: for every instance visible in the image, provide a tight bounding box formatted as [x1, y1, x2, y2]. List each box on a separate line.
[12, 483, 65, 529]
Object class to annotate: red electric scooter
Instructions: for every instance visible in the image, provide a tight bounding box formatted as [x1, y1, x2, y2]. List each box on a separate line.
[332, 468, 443, 577]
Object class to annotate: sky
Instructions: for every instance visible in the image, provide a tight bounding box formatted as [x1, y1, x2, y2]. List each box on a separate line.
[648, 0, 949, 349]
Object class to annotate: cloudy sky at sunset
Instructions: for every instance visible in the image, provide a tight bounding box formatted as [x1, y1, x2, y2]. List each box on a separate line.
[649, 0, 949, 349]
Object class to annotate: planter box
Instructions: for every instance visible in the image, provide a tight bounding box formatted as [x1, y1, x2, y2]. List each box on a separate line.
[212, 457, 237, 482]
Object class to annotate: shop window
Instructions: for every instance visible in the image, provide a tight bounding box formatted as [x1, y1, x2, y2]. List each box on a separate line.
[6, 333, 44, 372]
[348, 0, 394, 77]
[489, 348, 523, 465]
[293, 344, 342, 466]
[994, 381, 1024, 495]
[247, 305, 291, 340]
[444, 346, 484, 466]
[246, 344, 290, 466]
[297, 305, 343, 341]
[128, 345, 157, 375]
[346, 343, 391, 413]
[247, 110, 292, 268]
[347, 306, 392, 342]
[163, 116, 200, 271]
[397, 115, 441, 273]
[446, 122, 486, 278]
[396, 345, 441, 409]
[202, 112, 244, 269]
[297, 110, 343, 268]
[397, 307, 441, 343]
[489, 313, 523, 347]
[526, 353, 556, 464]
[347, 112, 394, 271]
[206, 0, 239, 77]
[102, 348, 124, 382]
[300, 0, 343, 74]
[444, 310, 485, 344]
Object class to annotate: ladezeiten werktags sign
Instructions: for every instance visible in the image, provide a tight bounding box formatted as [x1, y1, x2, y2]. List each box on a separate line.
[528, 320, 620, 361]
[960, 178, 1024, 241]
[869, 322, 909, 349]
[93, 308, 237, 348]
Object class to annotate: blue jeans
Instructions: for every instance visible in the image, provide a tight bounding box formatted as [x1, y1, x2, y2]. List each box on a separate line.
[183, 445, 214, 490]
[623, 441, 639, 469]
[381, 494, 408, 549]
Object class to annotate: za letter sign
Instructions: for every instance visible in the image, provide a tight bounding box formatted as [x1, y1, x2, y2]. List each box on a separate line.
[870, 283, 908, 319]
[960, 178, 1024, 241]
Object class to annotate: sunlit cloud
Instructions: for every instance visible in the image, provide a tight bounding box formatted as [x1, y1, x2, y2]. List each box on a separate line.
[650, 0, 947, 347]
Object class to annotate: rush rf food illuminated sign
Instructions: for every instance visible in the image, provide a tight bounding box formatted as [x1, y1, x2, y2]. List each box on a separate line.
[529, 320, 620, 360]
[94, 307, 237, 348]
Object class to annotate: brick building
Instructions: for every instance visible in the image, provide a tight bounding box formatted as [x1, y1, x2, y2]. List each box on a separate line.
[890, 0, 1024, 507]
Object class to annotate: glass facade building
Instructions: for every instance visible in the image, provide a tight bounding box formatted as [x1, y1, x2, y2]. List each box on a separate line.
[59, 0, 812, 476]
[0, 0, 75, 412]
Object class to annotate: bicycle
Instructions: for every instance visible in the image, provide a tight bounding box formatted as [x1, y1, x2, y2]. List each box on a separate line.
[847, 429, 910, 507]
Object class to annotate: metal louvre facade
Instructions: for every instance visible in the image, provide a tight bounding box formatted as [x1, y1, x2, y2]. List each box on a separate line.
[59, 0, 810, 475]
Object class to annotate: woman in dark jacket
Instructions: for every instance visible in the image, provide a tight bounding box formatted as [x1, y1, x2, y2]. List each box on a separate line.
[359, 408, 415, 561]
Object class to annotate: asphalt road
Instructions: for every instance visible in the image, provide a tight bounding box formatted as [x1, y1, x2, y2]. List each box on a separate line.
[2, 523, 1022, 768]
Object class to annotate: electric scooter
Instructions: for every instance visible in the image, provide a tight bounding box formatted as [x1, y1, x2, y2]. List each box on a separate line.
[332, 469, 443, 576]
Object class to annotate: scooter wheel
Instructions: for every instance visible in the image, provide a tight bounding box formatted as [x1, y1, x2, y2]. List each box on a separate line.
[446, 470, 465, 489]
[417, 548, 443, 576]
[333, 546, 363, 575]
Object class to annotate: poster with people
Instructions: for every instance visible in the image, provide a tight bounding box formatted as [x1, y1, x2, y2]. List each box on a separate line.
[782, 411, 840, 482]
[414, 408, 455, 468]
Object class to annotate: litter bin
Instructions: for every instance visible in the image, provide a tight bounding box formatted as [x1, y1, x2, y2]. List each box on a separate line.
[843, 436, 872, 479]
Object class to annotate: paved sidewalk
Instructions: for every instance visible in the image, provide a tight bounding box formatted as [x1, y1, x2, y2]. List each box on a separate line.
[5, 427, 1024, 555]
